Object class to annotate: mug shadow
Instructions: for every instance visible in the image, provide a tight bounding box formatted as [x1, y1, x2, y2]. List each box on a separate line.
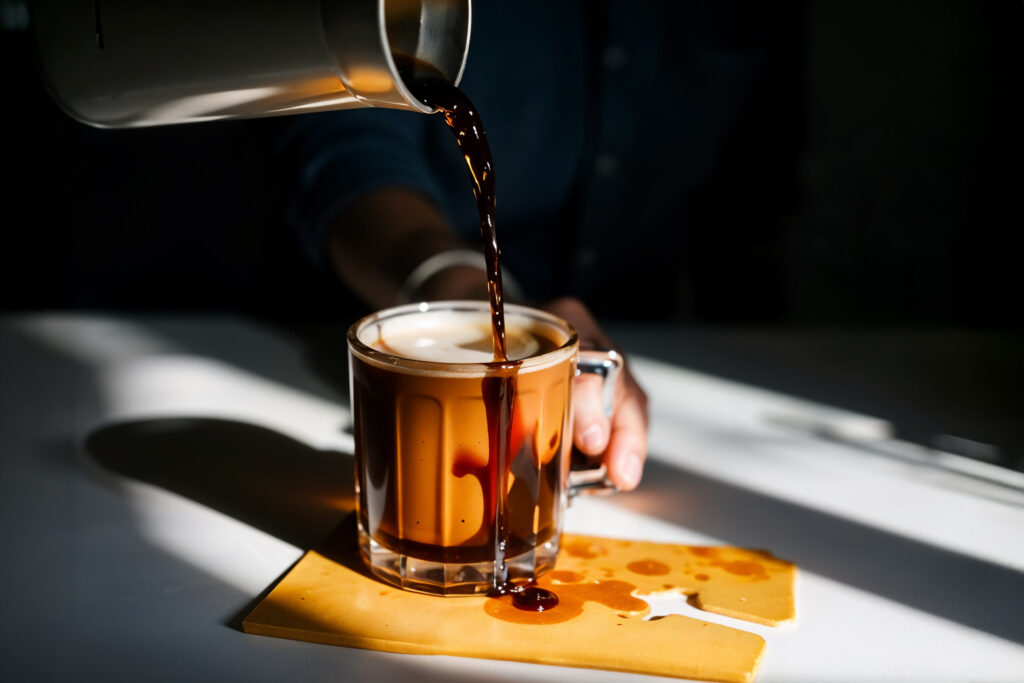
[84, 417, 362, 628]
[81, 416, 532, 682]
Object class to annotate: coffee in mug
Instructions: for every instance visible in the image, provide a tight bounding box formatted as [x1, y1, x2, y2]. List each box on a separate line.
[348, 301, 618, 595]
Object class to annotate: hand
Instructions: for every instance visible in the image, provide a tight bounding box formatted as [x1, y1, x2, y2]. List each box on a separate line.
[543, 297, 649, 491]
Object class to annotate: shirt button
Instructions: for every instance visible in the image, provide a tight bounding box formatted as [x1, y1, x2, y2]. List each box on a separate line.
[594, 154, 618, 177]
[602, 45, 627, 70]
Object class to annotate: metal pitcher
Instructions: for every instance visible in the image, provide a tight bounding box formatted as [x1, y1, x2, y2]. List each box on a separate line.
[31, 0, 470, 127]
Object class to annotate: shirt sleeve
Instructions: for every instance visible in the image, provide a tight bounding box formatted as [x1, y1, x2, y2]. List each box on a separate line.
[277, 106, 445, 270]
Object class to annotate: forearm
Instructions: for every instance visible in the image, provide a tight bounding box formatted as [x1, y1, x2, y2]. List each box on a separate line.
[326, 188, 487, 308]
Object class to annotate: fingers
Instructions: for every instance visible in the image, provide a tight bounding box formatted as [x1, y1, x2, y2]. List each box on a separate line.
[572, 372, 610, 455]
[542, 295, 650, 491]
[572, 358, 649, 491]
[603, 377, 648, 491]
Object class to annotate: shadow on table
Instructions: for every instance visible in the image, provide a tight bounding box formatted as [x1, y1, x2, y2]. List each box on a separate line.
[85, 417, 358, 626]
[618, 457, 1024, 645]
[81, 416, 523, 681]
[86, 418, 355, 551]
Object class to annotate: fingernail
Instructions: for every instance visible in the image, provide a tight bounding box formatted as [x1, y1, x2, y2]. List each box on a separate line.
[619, 453, 643, 490]
[581, 424, 603, 452]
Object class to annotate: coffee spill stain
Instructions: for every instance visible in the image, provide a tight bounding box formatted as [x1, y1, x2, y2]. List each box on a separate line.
[563, 539, 606, 559]
[626, 558, 671, 576]
[485, 574, 648, 625]
[686, 546, 791, 582]
[484, 539, 796, 628]
[714, 561, 769, 581]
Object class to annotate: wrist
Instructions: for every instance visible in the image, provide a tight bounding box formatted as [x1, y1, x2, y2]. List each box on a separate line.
[398, 249, 524, 304]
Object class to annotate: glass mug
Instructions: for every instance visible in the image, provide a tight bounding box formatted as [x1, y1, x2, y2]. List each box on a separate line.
[347, 300, 620, 595]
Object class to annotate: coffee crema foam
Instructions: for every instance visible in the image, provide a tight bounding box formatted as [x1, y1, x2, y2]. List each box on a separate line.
[360, 310, 567, 364]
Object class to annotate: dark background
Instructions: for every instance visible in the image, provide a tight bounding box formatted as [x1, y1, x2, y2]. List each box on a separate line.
[1, 1, 1021, 467]
[2, 1, 1021, 326]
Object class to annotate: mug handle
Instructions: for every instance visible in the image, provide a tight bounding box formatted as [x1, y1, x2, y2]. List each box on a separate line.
[568, 349, 624, 499]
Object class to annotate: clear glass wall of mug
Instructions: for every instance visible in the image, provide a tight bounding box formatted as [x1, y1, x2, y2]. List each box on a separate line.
[347, 301, 620, 595]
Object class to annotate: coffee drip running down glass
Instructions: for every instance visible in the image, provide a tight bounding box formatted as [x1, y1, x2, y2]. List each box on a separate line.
[348, 302, 621, 595]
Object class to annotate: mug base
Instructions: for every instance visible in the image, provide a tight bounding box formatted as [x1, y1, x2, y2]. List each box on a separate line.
[358, 525, 559, 595]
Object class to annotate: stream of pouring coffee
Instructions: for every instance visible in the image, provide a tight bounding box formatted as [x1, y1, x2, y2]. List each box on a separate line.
[398, 57, 533, 598]
[397, 60, 508, 361]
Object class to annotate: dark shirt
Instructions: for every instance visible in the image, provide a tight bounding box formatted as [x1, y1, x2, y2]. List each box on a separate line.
[281, 1, 784, 318]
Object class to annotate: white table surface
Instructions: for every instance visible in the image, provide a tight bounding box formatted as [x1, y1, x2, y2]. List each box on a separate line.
[2, 313, 1022, 682]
